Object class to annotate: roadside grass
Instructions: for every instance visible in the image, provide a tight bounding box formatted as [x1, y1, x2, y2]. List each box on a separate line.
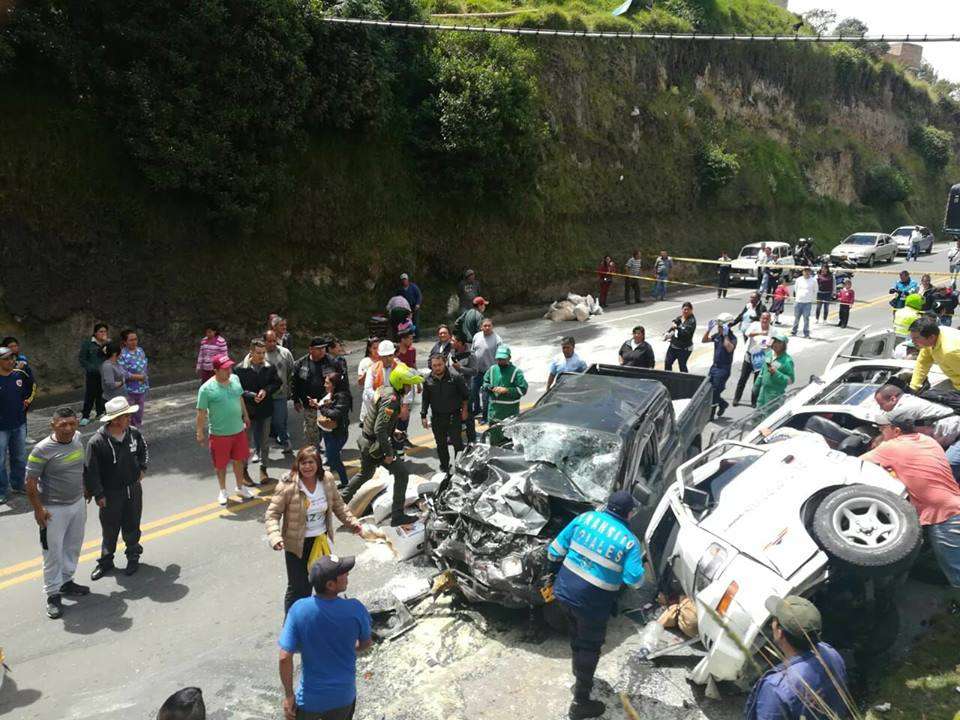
[863, 610, 960, 720]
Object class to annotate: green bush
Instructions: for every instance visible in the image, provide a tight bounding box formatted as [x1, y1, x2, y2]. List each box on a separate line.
[413, 33, 546, 200]
[697, 142, 740, 196]
[863, 165, 912, 205]
[9, 0, 314, 225]
[909, 125, 953, 171]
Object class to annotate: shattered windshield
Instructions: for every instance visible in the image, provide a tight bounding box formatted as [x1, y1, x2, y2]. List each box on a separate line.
[504, 421, 621, 504]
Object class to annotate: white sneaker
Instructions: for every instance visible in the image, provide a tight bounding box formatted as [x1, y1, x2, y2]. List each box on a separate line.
[250, 451, 260, 463]
[217, 489, 228, 506]
[237, 485, 256, 500]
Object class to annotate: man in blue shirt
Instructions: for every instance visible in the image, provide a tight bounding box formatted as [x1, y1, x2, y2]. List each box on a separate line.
[547, 491, 645, 720]
[702, 312, 738, 419]
[889, 270, 919, 311]
[546, 336, 589, 390]
[279, 555, 372, 720]
[745, 596, 849, 720]
[0, 345, 36, 502]
[398, 273, 423, 340]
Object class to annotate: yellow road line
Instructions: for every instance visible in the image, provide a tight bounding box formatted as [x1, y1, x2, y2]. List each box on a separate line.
[0, 404, 534, 591]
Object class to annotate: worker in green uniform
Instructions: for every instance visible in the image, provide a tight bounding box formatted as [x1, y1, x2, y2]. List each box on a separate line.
[483, 345, 528, 445]
[754, 333, 795, 409]
[341, 363, 423, 526]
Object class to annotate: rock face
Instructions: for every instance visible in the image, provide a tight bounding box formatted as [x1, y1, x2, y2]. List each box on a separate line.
[1, 40, 957, 384]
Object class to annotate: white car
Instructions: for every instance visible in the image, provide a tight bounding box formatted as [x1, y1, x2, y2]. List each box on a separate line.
[729, 241, 794, 285]
[644, 435, 921, 686]
[892, 225, 935, 255]
[712, 326, 950, 446]
[829, 232, 897, 267]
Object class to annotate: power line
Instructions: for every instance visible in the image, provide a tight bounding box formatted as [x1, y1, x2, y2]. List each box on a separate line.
[320, 17, 960, 43]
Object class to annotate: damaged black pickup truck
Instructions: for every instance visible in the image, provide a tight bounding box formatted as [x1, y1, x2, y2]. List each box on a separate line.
[425, 364, 712, 609]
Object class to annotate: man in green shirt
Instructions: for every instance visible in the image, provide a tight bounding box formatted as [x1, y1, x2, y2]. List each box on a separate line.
[754, 333, 795, 409]
[196, 354, 255, 506]
[483, 345, 528, 445]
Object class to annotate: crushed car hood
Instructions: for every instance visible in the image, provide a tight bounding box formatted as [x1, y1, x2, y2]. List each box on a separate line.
[443, 444, 590, 536]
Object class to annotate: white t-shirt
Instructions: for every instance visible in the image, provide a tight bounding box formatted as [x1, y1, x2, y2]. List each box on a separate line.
[745, 322, 772, 354]
[301, 480, 328, 538]
[794, 275, 818, 304]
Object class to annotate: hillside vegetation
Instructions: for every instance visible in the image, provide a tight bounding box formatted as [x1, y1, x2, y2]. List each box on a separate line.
[0, 0, 958, 381]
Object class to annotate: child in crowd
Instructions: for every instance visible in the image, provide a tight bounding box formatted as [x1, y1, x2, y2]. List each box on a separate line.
[770, 277, 790, 325]
[837, 279, 855, 329]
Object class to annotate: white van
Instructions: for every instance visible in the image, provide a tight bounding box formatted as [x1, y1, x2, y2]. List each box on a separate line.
[729, 241, 794, 284]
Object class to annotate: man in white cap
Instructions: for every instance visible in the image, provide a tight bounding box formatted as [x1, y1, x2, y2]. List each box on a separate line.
[85, 396, 150, 579]
[25, 407, 89, 619]
[701, 312, 737, 418]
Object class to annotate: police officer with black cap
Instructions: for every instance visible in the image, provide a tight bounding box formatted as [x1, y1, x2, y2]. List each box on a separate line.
[292, 337, 338, 451]
[547, 490, 645, 720]
[745, 595, 849, 720]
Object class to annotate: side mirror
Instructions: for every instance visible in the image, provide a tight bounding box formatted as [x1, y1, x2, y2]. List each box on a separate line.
[631, 483, 651, 506]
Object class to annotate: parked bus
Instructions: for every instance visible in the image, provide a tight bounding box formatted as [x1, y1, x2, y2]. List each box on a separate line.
[946, 183, 960, 237]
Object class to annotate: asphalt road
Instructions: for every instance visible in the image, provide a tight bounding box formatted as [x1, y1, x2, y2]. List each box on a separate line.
[0, 244, 954, 720]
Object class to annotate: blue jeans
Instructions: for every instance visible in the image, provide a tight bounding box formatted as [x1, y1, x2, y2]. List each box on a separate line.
[945, 439, 960, 482]
[472, 375, 488, 421]
[927, 513, 960, 588]
[908, 244, 919, 261]
[323, 432, 349, 487]
[792, 302, 812, 336]
[708, 366, 731, 414]
[271, 397, 290, 443]
[0, 423, 27, 497]
[653, 275, 667, 300]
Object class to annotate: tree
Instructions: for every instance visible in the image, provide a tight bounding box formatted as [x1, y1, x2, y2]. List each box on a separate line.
[833, 17, 888, 59]
[801, 8, 835, 35]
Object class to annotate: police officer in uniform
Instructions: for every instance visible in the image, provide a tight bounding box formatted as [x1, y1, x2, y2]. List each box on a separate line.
[547, 491, 645, 720]
[342, 364, 423, 526]
[292, 337, 336, 451]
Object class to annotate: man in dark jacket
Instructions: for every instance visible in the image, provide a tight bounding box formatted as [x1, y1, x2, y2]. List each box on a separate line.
[457, 269, 481, 313]
[449, 337, 479, 443]
[84, 397, 149, 579]
[292, 337, 337, 452]
[421, 354, 470, 474]
[618, 326, 655, 368]
[235, 339, 281, 485]
[78, 323, 109, 426]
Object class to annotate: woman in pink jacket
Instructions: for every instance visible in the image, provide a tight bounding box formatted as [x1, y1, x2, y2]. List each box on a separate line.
[196, 323, 228, 383]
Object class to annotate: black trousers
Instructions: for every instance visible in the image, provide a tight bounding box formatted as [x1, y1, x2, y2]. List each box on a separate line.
[625, 279, 642, 304]
[431, 412, 464, 472]
[838, 304, 850, 328]
[296, 701, 355, 720]
[733, 358, 758, 406]
[97, 482, 143, 567]
[82, 370, 106, 419]
[284, 535, 316, 615]
[560, 602, 609, 701]
[664, 346, 691, 373]
[342, 441, 410, 523]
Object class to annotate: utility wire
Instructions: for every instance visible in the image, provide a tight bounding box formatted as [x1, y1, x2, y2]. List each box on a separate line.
[320, 17, 960, 43]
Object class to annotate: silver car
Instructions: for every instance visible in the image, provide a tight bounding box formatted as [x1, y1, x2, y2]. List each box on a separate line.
[829, 232, 897, 267]
[891, 225, 935, 255]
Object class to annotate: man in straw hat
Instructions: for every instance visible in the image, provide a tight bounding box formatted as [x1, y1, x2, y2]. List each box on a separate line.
[85, 396, 150, 580]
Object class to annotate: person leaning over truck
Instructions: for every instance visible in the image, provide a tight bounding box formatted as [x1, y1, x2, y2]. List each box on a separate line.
[909, 316, 960, 394]
[754, 333, 794, 409]
[547, 490, 644, 720]
[483, 345, 528, 446]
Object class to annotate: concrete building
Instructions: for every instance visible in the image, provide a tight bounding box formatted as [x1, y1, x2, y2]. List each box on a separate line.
[884, 42, 923, 71]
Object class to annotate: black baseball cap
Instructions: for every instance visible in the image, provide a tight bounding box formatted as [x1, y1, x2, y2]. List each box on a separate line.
[309, 336, 331, 349]
[310, 554, 356, 590]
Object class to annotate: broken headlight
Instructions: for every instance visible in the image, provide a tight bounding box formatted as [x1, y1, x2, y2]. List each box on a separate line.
[500, 555, 524, 578]
[694, 543, 728, 593]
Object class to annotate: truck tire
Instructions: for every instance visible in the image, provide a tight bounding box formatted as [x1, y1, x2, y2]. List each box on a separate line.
[811, 486, 921, 576]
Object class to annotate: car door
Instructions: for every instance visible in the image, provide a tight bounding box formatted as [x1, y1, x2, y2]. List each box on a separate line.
[825, 325, 897, 371]
[624, 432, 663, 536]
[885, 235, 897, 260]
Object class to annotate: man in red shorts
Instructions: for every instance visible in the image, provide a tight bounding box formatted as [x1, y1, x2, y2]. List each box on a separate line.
[196, 354, 255, 506]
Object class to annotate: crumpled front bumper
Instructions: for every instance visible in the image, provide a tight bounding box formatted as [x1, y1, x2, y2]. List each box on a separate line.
[425, 511, 551, 608]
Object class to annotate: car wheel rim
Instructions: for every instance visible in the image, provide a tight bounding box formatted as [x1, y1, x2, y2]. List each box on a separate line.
[832, 496, 901, 549]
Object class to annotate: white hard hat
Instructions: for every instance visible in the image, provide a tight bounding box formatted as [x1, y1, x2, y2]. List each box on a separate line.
[378, 340, 396, 356]
[717, 312, 735, 323]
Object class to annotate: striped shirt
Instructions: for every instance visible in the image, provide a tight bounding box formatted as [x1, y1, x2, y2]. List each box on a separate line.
[624, 257, 642, 277]
[196, 335, 229, 373]
[26, 434, 85, 505]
